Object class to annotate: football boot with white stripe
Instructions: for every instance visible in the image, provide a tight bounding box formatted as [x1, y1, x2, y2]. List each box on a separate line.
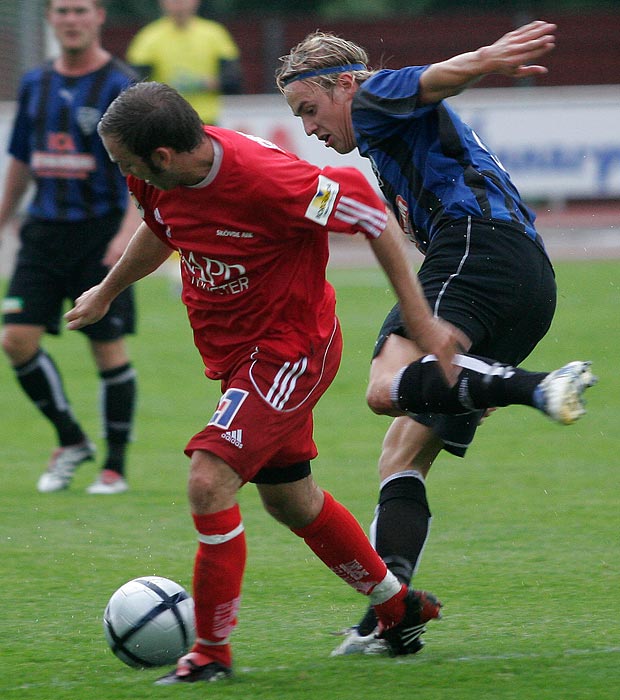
[534, 361, 597, 425]
[378, 589, 442, 656]
[330, 626, 390, 656]
[37, 440, 96, 492]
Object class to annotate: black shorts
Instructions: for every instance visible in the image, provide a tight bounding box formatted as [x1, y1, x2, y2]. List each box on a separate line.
[2, 212, 135, 340]
[373, 217, 557, 456]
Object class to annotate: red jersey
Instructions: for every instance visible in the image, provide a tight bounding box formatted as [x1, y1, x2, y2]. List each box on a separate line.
[128, 127, 388, 378]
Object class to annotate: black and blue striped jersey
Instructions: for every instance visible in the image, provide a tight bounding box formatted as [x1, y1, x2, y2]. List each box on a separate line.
[352, 66, 538, 253]
[8, 58, 136, 222]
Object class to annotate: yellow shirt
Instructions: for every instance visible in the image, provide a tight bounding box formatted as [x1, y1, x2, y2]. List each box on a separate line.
[126, 17, 239, 124]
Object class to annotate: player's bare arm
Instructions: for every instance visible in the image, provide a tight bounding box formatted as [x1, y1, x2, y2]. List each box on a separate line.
[0, 157, 32, 235]
[66, 222, 171, 330]
[418, 20, 557, 104]
[102, 199, 145, 267]
[369, 210, 467, 386]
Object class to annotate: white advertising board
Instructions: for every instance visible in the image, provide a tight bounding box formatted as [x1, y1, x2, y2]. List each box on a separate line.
[1, 85, 619, 201]
[219, 85, 620, 201]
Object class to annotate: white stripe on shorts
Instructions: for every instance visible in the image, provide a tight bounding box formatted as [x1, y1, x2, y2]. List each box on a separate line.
[433, 216, 472, 317]
[265, 356, 308, 410]
[250, 318, 339, 413]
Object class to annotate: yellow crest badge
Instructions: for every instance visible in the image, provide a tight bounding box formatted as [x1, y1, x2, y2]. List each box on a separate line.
[305, 175, 339, 226]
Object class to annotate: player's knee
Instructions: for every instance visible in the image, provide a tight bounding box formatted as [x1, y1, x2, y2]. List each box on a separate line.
[0, 328, 38, 365]
[187, 450, 240, 513]
[0, 330, 12, 359]
[367, 393, 387, 415]
[366, 380, 395, 415]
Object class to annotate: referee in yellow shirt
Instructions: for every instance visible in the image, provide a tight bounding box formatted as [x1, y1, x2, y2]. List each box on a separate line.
[127, 0, 242, 124]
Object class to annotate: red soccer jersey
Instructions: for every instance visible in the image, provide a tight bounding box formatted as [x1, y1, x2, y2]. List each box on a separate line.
[128, 127, 388, 378]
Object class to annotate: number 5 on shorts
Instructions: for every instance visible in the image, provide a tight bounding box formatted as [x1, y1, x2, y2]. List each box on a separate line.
[208, 388, 249, 430]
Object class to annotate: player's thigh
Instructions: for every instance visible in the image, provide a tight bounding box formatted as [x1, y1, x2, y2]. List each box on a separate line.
[2, 254, 66, 335]
[371, 332, 421, 377]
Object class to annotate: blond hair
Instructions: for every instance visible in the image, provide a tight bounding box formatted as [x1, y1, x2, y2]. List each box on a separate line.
[276, 31, 374, 93]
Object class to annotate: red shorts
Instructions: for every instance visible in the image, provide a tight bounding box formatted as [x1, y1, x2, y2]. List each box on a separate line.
[185, 319, 343, 483]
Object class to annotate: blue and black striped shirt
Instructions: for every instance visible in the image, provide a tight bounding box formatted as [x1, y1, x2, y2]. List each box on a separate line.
[352, 66, 538, 253]
[9, 58, 136, 222]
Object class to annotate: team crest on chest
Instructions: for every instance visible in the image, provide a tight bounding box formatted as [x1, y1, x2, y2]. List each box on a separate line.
[76, 106, 102, 135]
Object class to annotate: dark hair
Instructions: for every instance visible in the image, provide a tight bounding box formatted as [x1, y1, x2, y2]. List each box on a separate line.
[97, 82, 204, 160]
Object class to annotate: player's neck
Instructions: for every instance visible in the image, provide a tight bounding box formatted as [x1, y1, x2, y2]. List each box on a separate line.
[179, 137, 215, 187]
[170, 12, 195, 29]
[55, 45, 110, 77]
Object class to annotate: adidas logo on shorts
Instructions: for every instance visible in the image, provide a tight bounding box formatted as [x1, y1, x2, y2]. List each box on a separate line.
[221, 429, 243, 448]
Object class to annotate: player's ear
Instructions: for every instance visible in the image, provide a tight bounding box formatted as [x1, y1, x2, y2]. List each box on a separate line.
[333, 73, 358, 104]
[335, 73, 358, 98]
[151, 146, 172, 169]
[93, 0, 107, 27]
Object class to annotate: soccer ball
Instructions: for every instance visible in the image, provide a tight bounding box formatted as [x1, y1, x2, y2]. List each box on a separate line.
[103, 576, 196, 668]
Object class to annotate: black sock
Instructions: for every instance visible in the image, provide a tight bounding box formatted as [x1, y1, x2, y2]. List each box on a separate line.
[374, 474, 431, 583]
[395, 354, 547, 414]
[15, 349, 85, 446]
[356, 606, 379, 636]
[100, 363, 137, 476]
[357, 473, 431, 635]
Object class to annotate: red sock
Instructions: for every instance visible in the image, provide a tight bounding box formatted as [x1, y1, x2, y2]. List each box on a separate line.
[190, 505, 246, 668]
[291, 491, 393, 594]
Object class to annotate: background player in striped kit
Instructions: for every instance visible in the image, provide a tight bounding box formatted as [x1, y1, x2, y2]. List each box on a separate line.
[0, 0, 140, 494]
[277, 20, 595, 654]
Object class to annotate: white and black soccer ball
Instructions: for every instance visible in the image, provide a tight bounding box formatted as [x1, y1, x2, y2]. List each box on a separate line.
[103, 576, 196, 668]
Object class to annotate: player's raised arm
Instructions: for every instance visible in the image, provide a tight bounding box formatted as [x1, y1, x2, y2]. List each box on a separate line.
[418, 20, 557, 104]
[66, 222, 171, 330]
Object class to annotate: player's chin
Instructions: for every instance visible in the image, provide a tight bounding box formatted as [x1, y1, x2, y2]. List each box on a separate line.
[331, 140, 356, 155]
[326, 141, 344, 154]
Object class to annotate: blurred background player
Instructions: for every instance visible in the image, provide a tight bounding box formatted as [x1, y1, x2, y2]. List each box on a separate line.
[126, 0, 242, 125]
[277, 20, 596, 653]
[0, 0, 140, 495]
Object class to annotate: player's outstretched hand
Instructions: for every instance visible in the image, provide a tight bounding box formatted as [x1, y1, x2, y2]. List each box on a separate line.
[414, 316, 469, 388]
[478, 20, 557, 78]
[65, 284, 111, 330]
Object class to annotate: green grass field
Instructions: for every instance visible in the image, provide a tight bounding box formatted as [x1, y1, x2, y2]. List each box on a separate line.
[1, 260, 618, 699]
